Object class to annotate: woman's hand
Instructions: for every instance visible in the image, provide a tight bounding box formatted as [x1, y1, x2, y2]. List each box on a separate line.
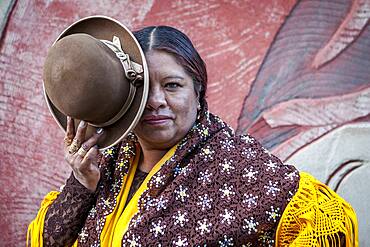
[63, 117, 104, 192]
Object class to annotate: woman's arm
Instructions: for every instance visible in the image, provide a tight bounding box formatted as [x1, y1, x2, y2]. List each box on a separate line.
[43, 173, 97, 246]
[40, 117, 104, 246]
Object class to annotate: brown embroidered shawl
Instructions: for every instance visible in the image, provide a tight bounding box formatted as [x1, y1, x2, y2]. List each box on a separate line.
[72, 102, 300, 246]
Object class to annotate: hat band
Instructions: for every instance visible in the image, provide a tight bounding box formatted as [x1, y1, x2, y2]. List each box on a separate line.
[88, 37, 143, 128]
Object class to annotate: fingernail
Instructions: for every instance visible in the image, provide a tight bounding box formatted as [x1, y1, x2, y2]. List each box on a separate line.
[94, 144, 99, 149]
[67, 116, 71, 121]
[79, 120, 87, 128]
[96, 128, 103, 134]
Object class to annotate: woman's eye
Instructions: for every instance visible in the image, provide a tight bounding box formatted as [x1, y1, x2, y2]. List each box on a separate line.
[165, 82, 181, 89]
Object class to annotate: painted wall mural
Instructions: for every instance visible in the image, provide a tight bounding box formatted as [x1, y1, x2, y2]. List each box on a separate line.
[0, 0, 369, 245]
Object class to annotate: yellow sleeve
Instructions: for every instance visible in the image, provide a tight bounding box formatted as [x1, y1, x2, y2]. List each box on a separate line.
[275, 172, 358, 247]
[27, 191, 60, 247]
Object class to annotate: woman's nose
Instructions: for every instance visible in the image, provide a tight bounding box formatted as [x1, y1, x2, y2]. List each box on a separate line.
[146, 86, 166, 110]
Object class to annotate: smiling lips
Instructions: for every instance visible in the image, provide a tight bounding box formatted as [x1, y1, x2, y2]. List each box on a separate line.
[142, 115, 172, 125]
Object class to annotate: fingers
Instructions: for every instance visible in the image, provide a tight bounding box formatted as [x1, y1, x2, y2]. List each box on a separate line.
[83, 128, 104, 151]
[76, 127, 103, 154]
[65, 120, 88, 154]
[74, 120, 88, 144]
[64, 116, 75, 147]
[72, 146, 101, 192]
[82, 146, 99, 166]
[74, 128, 104, 161]
[63, 126, 103, 192]
[78, 146, 100, 174]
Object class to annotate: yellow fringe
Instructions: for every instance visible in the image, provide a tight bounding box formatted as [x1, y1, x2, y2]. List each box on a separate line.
[27, 191, 60, 247]
[276, 172, 358, 246]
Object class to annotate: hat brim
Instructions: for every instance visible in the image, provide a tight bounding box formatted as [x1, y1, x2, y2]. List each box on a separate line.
[43, 16, 149, 150]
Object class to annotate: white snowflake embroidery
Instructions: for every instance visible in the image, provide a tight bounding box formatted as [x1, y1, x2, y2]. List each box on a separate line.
[220, 208, 235, 225]
[264, 181, 280, 197]
[198, 169, 213, 184]
[117, 159, 130, 170]
[179, 165, 192, 176]
[175, 185, 189, 202]
[242, 193, 258, 209]
[155, 195, 168, 211]
[173, 164, 182, 177]
[220, 139, 235, 151]
[150, 219, 166, 238]
[266, 206, 281, 222]
[241, 243, 252, 247]
[242, 166, 258, 183]
[102, 198, 112, 211]
[218, 235, 234, 246]
[197, 125, 210, 139]
[173, 210, 189, 227]
[125, 234, 141, 247]
[104, 170, 112, 177]
[196, 218, 212, 235]
[200, 146, 215, 161]
[103, 147, 115, 158]
[150, 172, 166, 188]
[219, 184, 236, 200]
[130, 214, 143, 228]
[259, 231, 275, 246]
[87, 207, 97, 219]
[241, 134, 254, 144]
[243, 217, 259, 234]
[264, 160, 277, 173]
[173, 235, 188, 246]
[241, 147, 257, 159]
[111, 180, 120, 191]
[197, 194, 213, 211]
[142, 195, 157, 210]
[79, 228, 88, 242]
[219, 158, 235, 175]
[284, 171, 298, 181]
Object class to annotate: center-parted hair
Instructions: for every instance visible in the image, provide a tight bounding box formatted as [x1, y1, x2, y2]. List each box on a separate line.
[133, 26, 207, 104]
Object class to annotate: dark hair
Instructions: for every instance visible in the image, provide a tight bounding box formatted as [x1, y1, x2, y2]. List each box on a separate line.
[133, 26, 207, 104]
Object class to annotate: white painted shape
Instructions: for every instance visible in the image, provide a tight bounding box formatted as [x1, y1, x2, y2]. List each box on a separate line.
[337, 164, 370, 247]
[287, 122, 370, 246]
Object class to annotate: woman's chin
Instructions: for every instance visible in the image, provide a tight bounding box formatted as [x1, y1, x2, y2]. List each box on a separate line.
[136, 131, 176, 148]
[148, 135, 175, 146]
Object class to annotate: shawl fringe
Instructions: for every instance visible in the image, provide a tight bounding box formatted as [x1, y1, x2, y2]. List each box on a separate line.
[276, 172, 358, 247]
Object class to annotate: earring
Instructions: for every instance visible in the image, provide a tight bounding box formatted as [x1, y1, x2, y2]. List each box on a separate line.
[197, 102, 202, 120]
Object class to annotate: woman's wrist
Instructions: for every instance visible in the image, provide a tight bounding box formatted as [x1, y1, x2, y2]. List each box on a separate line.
[71, 171, 99, 193]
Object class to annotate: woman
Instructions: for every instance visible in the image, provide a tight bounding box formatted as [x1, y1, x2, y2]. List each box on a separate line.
[28, 24, 358, 246]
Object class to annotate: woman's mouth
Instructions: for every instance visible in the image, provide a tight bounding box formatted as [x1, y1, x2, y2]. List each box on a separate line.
[142, 115, 172, 125]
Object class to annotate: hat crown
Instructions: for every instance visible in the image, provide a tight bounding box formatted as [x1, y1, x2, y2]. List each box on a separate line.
[43, 33, 130, 125]
[42, 16, 149, 150]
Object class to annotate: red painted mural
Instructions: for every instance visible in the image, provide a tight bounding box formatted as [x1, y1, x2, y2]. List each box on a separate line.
[0, 0, 369, 246]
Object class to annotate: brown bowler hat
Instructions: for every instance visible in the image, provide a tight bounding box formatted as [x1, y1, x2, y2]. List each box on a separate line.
[43, 16, 149, 150]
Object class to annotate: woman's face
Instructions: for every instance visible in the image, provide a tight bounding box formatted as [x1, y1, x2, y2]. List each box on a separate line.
[134, 50, 199, 150]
